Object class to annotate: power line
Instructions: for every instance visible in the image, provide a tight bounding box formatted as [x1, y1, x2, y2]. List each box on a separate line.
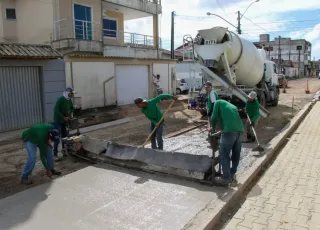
[241, 14, 269, 33]
[216, 0, 228, 17]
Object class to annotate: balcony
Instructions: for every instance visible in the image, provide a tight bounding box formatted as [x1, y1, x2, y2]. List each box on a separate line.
[51, 18, 162, 58]
[103, 0, 162, 15]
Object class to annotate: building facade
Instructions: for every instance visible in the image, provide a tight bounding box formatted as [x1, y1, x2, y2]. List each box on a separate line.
[1, 0, 178, 110]
[0, 0, 54, 44]
[254, 34, 312, 77]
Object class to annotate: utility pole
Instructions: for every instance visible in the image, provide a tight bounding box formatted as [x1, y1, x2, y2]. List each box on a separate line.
[278, 36, 281, 74]
[237, 11, 241, 34]
[268, 44, 271, 60]
[170, 11, 175, 59]
[297, 45, 302, 78]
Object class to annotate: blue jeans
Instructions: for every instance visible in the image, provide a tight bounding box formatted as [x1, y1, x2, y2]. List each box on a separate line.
[150, 123, 164, 150]
[53, 120, 67, 156]
[219, 132, 242, 181]
[21, 141, 54, 177]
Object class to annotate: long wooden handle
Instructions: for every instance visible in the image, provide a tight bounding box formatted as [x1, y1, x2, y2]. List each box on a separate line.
[141, 100, 176, 147]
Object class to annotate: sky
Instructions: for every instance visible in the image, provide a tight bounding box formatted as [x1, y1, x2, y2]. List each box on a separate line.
[124, 0, 320, 60]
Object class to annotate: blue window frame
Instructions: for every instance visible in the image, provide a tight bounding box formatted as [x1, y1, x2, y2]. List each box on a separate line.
[103, 18, 117, 38]
[73, 4, 92, 40]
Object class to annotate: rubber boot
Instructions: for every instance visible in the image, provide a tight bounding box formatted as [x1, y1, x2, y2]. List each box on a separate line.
[21, 176, 32, 185]
[51, 169, 62, 176]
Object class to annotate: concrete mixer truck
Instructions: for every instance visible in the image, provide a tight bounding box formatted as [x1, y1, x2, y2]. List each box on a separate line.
[188, 27, 279, 118]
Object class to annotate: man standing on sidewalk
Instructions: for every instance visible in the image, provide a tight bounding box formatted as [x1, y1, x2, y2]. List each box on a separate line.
[209, 99, 244, 186]
[134, 94, 177, 150]
[244, 91, 260, 143]
[153, 74, 163, 95]
[204, 81, 219, 117]
[53, 87, 75, 160]
[21, 123, 62, 185]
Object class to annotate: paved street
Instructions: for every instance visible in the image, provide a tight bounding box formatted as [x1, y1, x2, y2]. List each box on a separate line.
[224, 102, 320, 230]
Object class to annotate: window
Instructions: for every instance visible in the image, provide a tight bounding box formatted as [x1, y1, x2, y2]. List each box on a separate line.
[103, 18, 117, 38]
[73, 4, 92, 40]
[6, 8, 16, 20]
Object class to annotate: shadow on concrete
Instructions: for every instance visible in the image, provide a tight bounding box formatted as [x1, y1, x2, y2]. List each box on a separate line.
[0, 182, 51, 230]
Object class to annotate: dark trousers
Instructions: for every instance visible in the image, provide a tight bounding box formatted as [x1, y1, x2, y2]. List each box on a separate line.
[53, 120, 67, 156]
[150, 123, 164, 150]
[219, 132, 242, 181]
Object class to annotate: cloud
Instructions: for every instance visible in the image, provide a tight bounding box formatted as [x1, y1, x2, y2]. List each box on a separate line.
[305, 24, 320, 41]
[124, 0, 320, 58]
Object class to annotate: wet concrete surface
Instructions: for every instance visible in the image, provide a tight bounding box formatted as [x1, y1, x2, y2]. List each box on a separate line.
[146, 129, 259, 176]
[0, 164, 227, 230]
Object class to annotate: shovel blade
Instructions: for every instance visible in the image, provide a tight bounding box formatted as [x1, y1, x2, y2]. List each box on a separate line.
[252, 145, 264, 152]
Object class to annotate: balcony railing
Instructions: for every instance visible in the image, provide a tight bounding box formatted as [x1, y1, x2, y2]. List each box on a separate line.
[53, 18, 162, 49]
[147, 0, 161, 4]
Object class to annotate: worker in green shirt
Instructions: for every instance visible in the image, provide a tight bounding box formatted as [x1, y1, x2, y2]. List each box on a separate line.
[134, 94, 177, 150]
[210, 99, 244, 186]
[21, 123, 62, 185]
[204, 81, 219, 117]
[53, 87, 75, 160]
[244, 91, 260, 143]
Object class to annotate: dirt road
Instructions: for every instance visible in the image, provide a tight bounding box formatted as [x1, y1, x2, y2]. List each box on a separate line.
[0, 78, 319, 199]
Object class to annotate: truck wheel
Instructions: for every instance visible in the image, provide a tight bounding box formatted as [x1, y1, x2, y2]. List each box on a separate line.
[200, 110, 207, 117]
[259, 92, 267, 108]
[271, 91, 279, 107]
[176, 88, 181, 94]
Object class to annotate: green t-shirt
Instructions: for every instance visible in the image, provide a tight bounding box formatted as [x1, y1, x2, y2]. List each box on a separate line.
[54, 96, 74, 123]
[141, 94, 173, 125]
[21, 123, 54, 169]
[245, 99, 260, 123]
[207, 89, 219, 113]
[211, 100, 244, 132]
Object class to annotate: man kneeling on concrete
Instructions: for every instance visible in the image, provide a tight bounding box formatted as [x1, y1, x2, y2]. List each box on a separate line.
[21, 123, 62, 185]
[210, 100, 244, 186]
[134, 94, 177, 150]
[244, 91, 260, 143]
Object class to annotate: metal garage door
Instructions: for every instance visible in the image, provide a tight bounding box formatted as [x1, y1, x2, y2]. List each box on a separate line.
[0, 67, 43, 132]
[116, 65, 149, 105]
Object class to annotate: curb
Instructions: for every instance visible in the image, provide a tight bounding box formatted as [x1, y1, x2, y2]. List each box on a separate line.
[183, 99, 317, 230]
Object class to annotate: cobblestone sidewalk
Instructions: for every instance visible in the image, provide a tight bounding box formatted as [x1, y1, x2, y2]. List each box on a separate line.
[223, 102, 320, 230]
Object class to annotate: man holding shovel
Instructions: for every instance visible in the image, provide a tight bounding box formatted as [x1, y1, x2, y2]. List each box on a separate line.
[204, 81, 219, 117]
[21, 123, 62, 185]
[209, 99, 244, 186]
[134, 94, 177, 150]
[244, 91, 260, 143]
[53, 87, 75, 160]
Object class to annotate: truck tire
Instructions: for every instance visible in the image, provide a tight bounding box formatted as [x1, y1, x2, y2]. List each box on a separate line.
[200, 110, 207, 117]
[271, 90, 279, 107]
[176, 88, 181, 94]
[259, 92, 266, 108]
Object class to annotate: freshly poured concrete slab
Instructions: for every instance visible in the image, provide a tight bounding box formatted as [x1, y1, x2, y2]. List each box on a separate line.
[0, 164, 227, 230]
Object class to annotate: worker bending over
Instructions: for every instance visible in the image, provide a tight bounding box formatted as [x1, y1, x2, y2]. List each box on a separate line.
[210, 100, 244, 186]
[134, 94, 177, 150]
[21, 123, 62, 185]
[53, 87, 75, 160]
[204, 81, 219, 117]
[245, 91, 260, 143]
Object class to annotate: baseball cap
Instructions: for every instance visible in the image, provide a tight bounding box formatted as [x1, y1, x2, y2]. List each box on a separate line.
[66, 87, 76, 94]
[49, 129, 60, 141]
[134, 97, 147, 104]
[204, 81, 213, 88]
[248, 91, 257, 99]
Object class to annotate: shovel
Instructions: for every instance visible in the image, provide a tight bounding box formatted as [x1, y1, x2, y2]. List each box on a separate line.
[141, 100, 176, 148]
[245, 113, 264, 152]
